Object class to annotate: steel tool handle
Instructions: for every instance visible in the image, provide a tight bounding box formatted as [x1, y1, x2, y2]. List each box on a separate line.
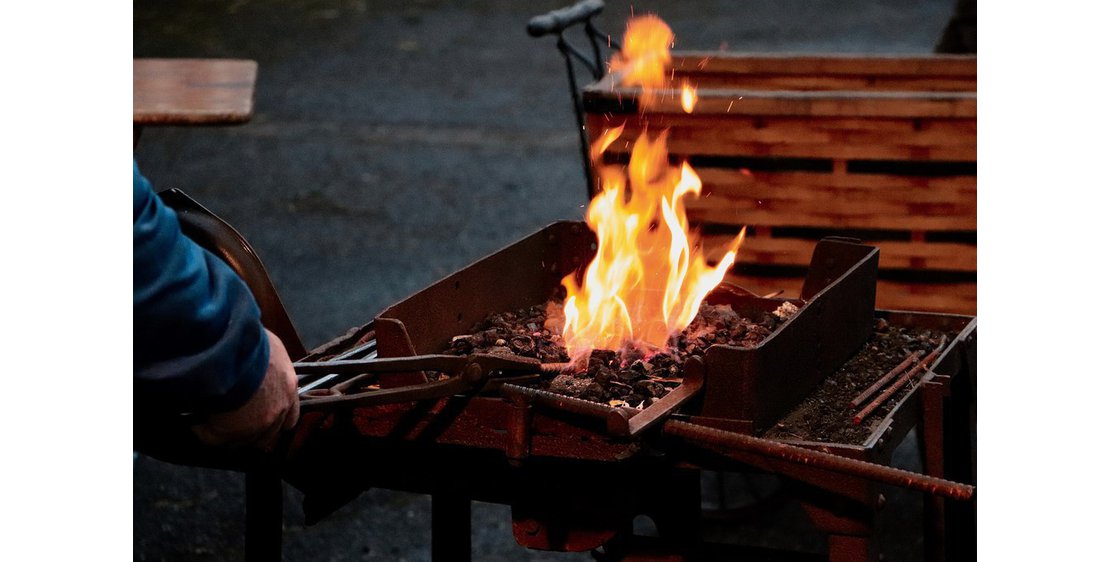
[296, 354, 468, 376]
[527, 0, 604, 37]
[299, 363, 485, 411]
[295, 353, 544, 379]
[297, 354, 555, 410]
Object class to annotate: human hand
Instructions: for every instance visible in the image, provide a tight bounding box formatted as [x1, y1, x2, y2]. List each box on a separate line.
[192, 328, 300, 451]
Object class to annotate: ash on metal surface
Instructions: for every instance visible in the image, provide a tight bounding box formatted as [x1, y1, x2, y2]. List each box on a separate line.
[447, 299, 797, 407]
[763, 318, 954, 445]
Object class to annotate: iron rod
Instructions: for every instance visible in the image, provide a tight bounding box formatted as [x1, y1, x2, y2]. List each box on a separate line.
[853, 338, 946, 424]
[557, 35, 597, 196]
[501, 383, 616, 420]
[663, 420, 974, 501]
[584, 21, 605, 79]
[848, 350, 922, 409]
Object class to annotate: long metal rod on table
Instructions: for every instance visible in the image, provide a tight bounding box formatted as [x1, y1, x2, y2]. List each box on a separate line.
[663, 420, 975, 501]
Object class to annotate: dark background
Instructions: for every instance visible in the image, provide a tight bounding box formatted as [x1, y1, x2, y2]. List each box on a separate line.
[133, 1, 964, 559]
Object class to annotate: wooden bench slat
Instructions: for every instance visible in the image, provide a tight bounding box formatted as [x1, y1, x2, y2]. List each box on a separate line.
[584, 85, 977, 119]
[703, 236, 977, 272]
[672, 53, 977, 79]
[695, 171, 976, 209]
[672, 74, 977, 92]
[687, 192, 977, 219]
[606, 139, 977, 162]
[600, 122, 976, 152]
[724, 273, 976, 315]
[696, 169, 976, 191]
[134, 58, 258, 126]
[687, 203, 977, 231]
[591, 114, 976, 135]
[872, 280, 977, 314]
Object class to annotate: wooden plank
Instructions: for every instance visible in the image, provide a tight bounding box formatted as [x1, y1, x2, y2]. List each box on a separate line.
[587, 117, 977, 164]
[874, 281, 976, 315]
[600, 122, 977, 152]
[671, 53, 978, 79]
[671, 73, 977, 92]
[606, 138, 976, 162]
[703, 236, 977, 272]
[686, 203, 977, 231]
[588, 112, 977, 138]
[700, 187, 975, 213]
[695, 169, 977, 192]
[134, 58, 258, 125]
[584, 87, 977, 119]
[697, 172, 976, 206]
[724, 272, 976, 315]
[691, 198, 977, 228]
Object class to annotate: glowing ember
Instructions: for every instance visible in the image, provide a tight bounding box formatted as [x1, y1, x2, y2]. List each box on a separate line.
[681, 79, 697, 113]
[561, 14, 743, 362]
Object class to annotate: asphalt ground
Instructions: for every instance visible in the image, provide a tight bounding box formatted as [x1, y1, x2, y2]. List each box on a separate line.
[134, 1, 957, 560]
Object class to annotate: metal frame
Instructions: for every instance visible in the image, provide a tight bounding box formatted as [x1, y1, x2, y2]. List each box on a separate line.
[527, 0, 619, 196]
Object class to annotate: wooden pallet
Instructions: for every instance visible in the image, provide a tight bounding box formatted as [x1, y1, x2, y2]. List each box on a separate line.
[582, 53, 977, 315]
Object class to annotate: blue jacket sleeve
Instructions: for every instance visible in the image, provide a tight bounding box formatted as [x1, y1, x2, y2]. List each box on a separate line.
[133, 161, 269, 415]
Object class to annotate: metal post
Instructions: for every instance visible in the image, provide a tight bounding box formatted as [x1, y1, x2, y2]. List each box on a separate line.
[556, 34, 596, 198]
[922, 379, 947, 562]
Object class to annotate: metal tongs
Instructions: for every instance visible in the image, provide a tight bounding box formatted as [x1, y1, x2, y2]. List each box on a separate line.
[295, 353, 566, 411]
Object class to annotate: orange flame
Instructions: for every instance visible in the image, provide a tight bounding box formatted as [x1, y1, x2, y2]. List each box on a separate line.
[609, 15, 674, 106]
[561, 15, 741, 361]
[681, 79, 697, 113]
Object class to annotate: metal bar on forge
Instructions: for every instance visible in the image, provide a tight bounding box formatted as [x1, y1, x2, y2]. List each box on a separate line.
[663, 420, 975, 501]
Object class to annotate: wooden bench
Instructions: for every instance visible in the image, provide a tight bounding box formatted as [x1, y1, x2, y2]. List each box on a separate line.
[583, 53, 977, 314]
[133, 58, 258, 127]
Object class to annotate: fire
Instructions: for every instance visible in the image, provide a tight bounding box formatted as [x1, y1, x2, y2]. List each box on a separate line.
[561, 15, 744, 361]
[681, 79, 697, 113]
[608, 15, 673, 106]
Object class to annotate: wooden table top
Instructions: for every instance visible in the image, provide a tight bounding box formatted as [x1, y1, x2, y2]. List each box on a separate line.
[133, 58, 258, 126]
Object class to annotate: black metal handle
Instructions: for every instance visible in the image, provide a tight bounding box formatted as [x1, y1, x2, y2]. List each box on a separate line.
[527, 0, 605, 37]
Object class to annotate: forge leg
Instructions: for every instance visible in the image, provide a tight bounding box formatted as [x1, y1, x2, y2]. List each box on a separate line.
[648, 468, 702, 557]
[607, 468, 701, 561]
[801, 491, 879, 562]
[922, 379, 947, 562]
[826, 535, 876, 562]
[922, 371, 977, 561]
[432, 491, 471, 562]
[245, 469, 283, 562]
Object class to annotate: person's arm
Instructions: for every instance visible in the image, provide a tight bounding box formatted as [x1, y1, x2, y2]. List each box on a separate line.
[133, 161, 297, 447]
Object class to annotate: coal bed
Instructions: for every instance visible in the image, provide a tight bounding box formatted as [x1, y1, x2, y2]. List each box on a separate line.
[444, 298, 949, 444]
[445, 299, 797, 407]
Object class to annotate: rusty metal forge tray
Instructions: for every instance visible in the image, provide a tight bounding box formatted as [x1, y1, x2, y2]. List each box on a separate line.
[291, 221, 972, 466]
[282, 221, 976, 556]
